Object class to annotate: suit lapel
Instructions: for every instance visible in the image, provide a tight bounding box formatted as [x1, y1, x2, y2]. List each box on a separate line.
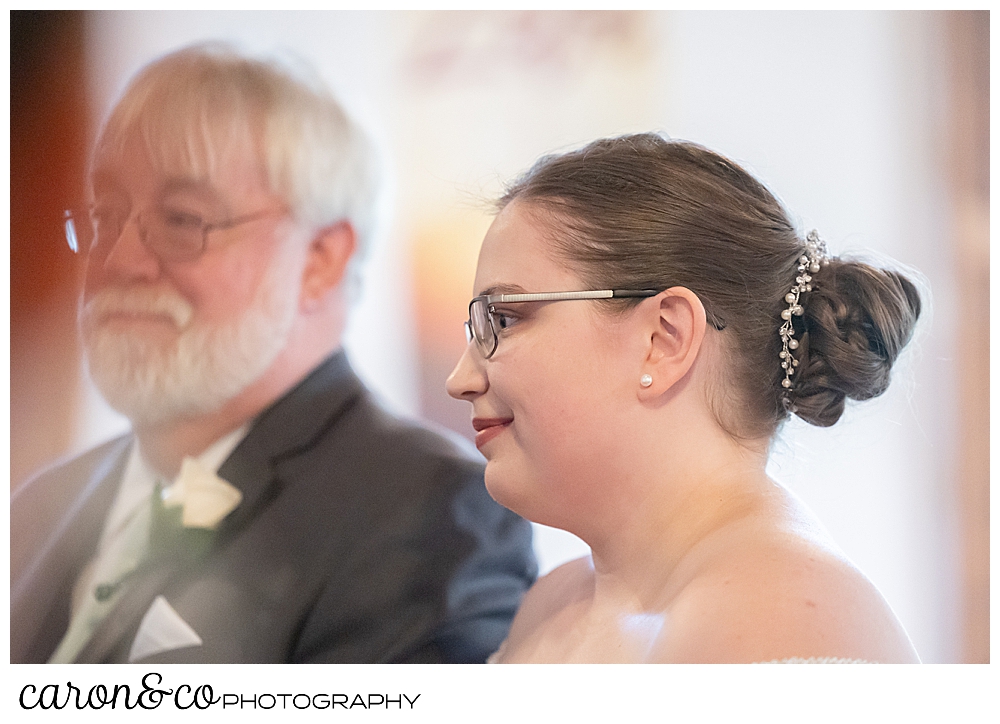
[217, 351, 364, 534]
[11, 436, 132, 663]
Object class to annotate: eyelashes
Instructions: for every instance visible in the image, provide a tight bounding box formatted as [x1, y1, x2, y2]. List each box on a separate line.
[489, 307, 523, 333]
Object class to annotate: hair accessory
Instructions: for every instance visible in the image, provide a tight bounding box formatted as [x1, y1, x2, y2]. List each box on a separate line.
[779, 230, 829, 398]
[640, 374, 653, 388]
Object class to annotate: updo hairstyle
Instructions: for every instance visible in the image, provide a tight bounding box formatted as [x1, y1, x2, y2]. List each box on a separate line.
[498, 134, 921, 439]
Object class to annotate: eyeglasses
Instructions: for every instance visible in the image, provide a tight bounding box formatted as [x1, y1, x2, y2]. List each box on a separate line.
[464, 289, 661, 359]
[465, 288, 728, 359]
[64, 205, 287, 263]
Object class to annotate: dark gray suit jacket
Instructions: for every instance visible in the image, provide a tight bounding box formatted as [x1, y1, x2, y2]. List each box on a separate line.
[11, 352, 536, 663]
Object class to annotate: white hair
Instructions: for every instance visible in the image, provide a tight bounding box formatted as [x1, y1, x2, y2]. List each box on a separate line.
[93, 42, 382, 268]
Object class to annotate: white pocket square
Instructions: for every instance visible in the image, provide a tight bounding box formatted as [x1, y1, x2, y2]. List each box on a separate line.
[128, 595, 203, 662]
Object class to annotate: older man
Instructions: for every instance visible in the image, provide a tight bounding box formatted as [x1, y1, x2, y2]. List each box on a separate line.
[11, 44, 535, 664]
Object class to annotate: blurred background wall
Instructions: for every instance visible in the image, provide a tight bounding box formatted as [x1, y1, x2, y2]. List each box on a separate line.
[9, 10, 988, 663]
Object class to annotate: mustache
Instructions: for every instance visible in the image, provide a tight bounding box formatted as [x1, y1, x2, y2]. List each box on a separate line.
[81, 286, 194, 330]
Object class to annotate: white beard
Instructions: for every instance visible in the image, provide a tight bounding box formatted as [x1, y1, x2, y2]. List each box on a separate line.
[80, 256, 300, 428]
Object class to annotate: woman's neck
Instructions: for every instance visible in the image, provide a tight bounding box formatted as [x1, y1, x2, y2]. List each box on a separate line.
[582, 407, 775, 611]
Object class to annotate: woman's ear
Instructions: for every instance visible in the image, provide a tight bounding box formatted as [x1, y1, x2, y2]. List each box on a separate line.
[638, 287, 708, 398]
[300, 221, 357, 311]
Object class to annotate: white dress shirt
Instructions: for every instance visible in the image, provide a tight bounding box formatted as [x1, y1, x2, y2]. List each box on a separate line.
[71, 425, 248, 616]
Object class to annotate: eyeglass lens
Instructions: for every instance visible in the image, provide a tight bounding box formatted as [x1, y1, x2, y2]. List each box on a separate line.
[468, 299, 497, 358]
[143, 210, 206, 260]
[66, 207, 207, 263]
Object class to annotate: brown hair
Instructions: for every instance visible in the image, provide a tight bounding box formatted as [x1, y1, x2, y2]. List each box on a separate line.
[499, 134, 921, 439]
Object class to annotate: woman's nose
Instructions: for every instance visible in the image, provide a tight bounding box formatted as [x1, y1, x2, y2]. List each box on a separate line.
[446, 342, 488, 401]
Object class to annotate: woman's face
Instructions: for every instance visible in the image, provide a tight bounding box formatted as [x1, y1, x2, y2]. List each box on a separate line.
[446, 200, 644, 529]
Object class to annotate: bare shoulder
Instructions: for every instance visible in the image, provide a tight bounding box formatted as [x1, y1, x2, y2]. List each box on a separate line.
[501, 556, 594, 649]
[655, 522, 920, 663]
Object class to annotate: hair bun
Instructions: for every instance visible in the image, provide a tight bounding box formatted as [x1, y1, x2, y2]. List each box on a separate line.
[789, 259, 922, 427]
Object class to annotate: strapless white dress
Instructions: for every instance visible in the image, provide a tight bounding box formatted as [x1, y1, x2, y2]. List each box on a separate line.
[756, 657, 873, 664]
[487, 641, 872, 664]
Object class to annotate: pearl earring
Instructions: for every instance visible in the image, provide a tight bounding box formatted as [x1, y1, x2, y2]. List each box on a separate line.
[640, 374, 653, 388]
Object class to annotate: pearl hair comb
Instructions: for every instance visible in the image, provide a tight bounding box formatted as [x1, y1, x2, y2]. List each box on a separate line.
[780, 230, 829, 401]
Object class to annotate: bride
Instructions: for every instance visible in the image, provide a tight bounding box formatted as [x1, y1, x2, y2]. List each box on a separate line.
[446, 134, 921, 663]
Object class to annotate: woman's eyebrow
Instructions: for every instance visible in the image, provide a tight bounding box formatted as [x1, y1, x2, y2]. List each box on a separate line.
[478, 283, 528, 297]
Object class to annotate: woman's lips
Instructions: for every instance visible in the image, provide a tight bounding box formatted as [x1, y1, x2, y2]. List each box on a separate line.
[472, 417, 512, 450]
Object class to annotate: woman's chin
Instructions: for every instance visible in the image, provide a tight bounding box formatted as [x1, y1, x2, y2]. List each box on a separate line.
[485, 468, 573, 532]
[484, 467, 537, 521]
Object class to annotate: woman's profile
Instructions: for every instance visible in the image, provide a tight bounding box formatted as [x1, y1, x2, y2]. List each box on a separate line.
[446, 134, 922, 663]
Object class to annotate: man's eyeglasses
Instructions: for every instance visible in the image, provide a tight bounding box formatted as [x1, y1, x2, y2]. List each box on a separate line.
[64, 205, 287, 263]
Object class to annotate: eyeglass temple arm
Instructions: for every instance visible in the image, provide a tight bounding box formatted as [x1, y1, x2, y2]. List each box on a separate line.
[487, 289, 724, 329]
[488, 289, 658, 303]
[207, 206, 287, 234]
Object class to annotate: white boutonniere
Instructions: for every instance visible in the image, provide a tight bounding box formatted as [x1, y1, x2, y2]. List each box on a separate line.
[160, 457, 242, 529]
